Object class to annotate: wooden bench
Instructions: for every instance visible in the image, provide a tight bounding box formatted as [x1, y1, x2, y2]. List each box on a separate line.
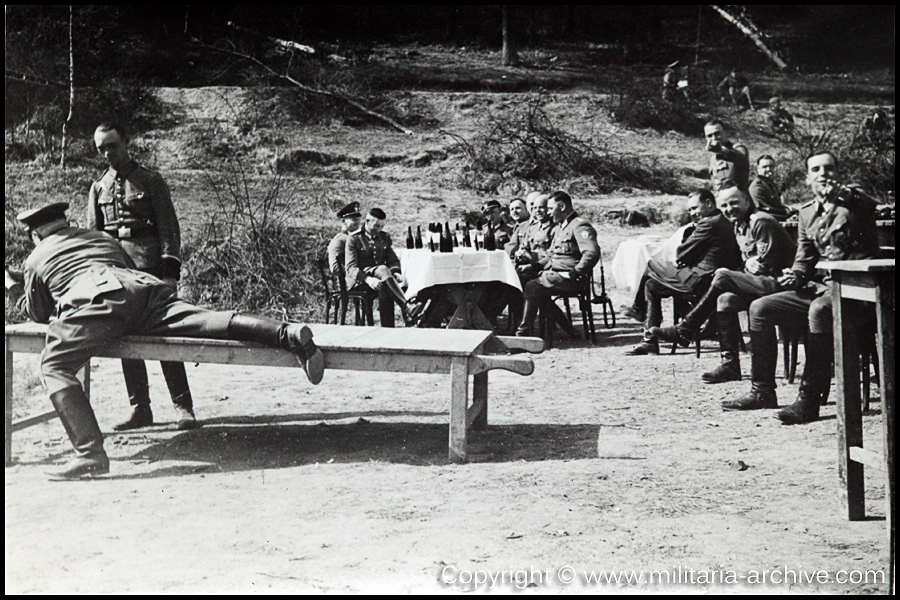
[5, 322, 543, 465]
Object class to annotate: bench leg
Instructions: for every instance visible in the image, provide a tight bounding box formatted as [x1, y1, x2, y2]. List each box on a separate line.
[5, 344, 12, 466]
[449, 357, 469, 463]
[875, 277, 895, 588]
[472, 372, 488, 430]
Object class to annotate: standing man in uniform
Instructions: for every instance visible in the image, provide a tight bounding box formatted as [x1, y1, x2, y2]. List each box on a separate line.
[515, 191, 600, 337]
[327, 202, 362, 276]
[651, 184, 795, 383]
[724, 151, 880, 421]
[86, 122, 196, 431]
[6, 203, 324, 478]
[482, 199, 514, 249]
[749, 155, 792, 220]
[625, 189, 742, 356]
[704, 120, 750, 192]
[345, 208, 410, 327]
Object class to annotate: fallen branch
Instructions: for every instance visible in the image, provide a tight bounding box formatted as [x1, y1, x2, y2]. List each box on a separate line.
[193, 37, 414, 136]
[709, 5, 788, 70]
[226, 21, 316, 55]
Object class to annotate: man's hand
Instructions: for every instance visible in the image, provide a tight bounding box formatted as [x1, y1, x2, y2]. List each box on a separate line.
[706, 139, 722, 154]
[365, 276, 383, 291]
[744, 257, 764, 276]
[394, 273, 407, 288]
[777, 268, 801, 290]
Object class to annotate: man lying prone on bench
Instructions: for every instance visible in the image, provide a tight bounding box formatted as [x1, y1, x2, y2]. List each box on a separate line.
[5, 202, 326, 480]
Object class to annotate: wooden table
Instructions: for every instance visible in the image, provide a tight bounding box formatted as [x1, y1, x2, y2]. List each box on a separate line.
[400, 249, 522, 330]
[6, 322, 543, 464]
[818, 258, 894, 590]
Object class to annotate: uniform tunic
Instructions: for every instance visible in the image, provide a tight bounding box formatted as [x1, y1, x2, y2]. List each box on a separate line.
[344, 228, 401, 289]
[709, 141, 750, 192]
[525, 212, 600, 298]
[748, 176, 790, 220]
[18, 227, 234, 395]
[86, 160, 181, 273]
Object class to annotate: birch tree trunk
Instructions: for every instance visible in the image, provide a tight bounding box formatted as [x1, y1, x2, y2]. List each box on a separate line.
[501, 6, 519, 67]
[60, 5, 74, 168]
[709, 5, 788, 70]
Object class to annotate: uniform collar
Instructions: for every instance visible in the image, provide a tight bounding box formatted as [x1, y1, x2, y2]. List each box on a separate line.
[558, 210, 578, 227]
[109, 160, 138, 180]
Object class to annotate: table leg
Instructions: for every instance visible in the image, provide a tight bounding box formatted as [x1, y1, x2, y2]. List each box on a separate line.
[472, 371, 488, 430]
[449, 357, 469, 463]
[834, 279, 866, 520]
[875, 274, 895, 589]
[5, 343, 13, 466]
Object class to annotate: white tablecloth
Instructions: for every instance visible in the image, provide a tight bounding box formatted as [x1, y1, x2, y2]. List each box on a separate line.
[399, 248, 522, 300]
[611, 225, 691, 293]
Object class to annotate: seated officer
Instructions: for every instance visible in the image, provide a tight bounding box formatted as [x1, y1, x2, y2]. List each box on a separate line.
[516, 191, 600, 337]
[766, 96, 794, 136]
[327, 202, 362, 276]
[482, 199, 513, 249]
[345, 208, 410, 327]
[625, 189, 742, 355]
[725, 150, 880, 421]
[651, 184, 795, 383]
[749, 155, 792, 220]
[507, 192, 554, 283]
[6, 202, 324, 479]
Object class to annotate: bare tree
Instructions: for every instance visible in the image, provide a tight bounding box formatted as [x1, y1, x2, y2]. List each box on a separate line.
[709, 5, 788, 70]
[60, 5, 74, 168]
[501, 6, 520, 67]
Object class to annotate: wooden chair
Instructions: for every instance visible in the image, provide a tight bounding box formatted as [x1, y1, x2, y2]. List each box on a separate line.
[540, 272, 596, 347]
[316, 257, 375, 325]
[590, 249, 616, 329]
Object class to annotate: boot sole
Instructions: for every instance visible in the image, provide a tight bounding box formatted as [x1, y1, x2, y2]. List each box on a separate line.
[293, 326, 325, 385]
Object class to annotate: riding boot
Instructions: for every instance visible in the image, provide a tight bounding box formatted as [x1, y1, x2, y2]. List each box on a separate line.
[778, 332, 832, 424]
[516, 298, 539, 337]
[721, 327, 777, 410]
[702, 311, 742, 384]
[679, 286, 721, 337]
[114, 359, 153, 431]
[47, 387, 110, 479]
[161, 361, 198, 430]
[227, 314, 325, 384]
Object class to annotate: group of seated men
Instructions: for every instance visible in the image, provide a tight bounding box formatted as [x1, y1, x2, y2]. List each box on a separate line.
[622, 147, 881, 425]
[324, 191, 602, 335]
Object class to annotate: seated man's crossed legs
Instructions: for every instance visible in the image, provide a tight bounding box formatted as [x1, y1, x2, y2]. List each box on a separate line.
[358, 264, 411, 327]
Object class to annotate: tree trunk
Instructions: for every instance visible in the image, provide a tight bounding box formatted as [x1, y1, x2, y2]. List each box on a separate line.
[60, 5, 74, 169]
[709, 5, 788, 70]
[501, 6, 519, 67]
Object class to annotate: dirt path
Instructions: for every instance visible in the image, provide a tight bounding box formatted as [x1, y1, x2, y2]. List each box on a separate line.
[5, 281, 890, 594]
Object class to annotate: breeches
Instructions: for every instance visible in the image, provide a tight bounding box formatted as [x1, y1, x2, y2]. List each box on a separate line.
[748, 284, 833, 335]
[41, 278, 234, 395]
[709, 269, 782, 312]
[523, 271, 584, 302]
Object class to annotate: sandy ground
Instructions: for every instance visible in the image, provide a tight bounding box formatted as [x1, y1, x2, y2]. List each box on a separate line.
[5, 280, 890, 594]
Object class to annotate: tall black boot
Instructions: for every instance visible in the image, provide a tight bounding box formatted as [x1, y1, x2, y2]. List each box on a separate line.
[114, 359, 153, 431]
[679, 286, 722, 337]
[47, 387, 110, 479]
[778, 332, 832, 424]
[161, 361, 198, 430]
[516, 298, 539, 337]
[227, 315, 325, 384]
[702, 311, 742, 384]
[722, 327, 777, 410]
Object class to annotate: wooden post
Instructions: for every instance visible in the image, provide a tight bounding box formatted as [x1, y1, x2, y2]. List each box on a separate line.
[449, 357, 469, 462]
[875, 273, 895, 589]
[833, 277, 866, 520]
[5, 341, 13, 465]
[472, 372, 488, 430]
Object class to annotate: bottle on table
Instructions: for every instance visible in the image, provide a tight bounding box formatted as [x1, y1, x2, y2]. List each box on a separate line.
[415, 225, 424, 249]
[406, 226, 415, 250]
[463, 224, 472, 248]
[484, 224, 496, 251]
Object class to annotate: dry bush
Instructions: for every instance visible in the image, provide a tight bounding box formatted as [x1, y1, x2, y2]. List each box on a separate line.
[447, 96, 682, 195]
[776, 112, 895, 205]
[608, 75, 713, 136]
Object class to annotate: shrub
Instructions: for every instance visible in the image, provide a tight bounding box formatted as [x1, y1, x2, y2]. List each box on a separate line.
[448, 95, 683, 195]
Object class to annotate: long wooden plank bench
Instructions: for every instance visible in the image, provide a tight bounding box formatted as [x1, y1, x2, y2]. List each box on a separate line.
[5, 322, 543, 465]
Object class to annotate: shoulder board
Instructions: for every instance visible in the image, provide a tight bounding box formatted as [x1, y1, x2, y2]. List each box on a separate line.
[800, 199, 817, 209]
